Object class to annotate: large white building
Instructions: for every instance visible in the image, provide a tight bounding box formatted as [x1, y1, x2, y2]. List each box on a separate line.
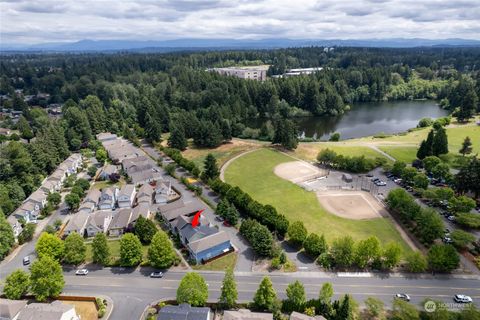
[210, 65, 269, 81]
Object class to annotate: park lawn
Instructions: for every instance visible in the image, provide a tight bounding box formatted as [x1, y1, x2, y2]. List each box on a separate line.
[294, 142, 388, 162]
[225, 148, 413, 255]
[85, 239, 149, 265]
[182, 138, 263, 170]
[191, 252, 237, 271]
[378, 146, 418, 163]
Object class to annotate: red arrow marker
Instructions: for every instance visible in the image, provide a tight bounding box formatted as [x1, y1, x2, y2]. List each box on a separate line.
[191, 209, 204, 228]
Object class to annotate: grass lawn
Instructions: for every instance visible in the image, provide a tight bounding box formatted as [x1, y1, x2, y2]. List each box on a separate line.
[182, 138, 263, 170]
[378, 146, 418, 163]
[225, 148, 413, 255]
[191, 252, 237, 271]
[85, 239, 149, 265]
[294, 143, 388, 162]
[61, 301, 98, 320]
[92, 177, 126, 190]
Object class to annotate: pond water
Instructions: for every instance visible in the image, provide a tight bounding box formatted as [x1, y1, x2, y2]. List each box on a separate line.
[295, 100, 449, 140]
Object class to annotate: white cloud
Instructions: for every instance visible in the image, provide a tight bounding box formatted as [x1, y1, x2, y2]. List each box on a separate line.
[0, 0, 479, 45]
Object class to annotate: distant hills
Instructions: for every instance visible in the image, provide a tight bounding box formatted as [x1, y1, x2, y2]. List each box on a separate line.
[2, 38, 480, 52]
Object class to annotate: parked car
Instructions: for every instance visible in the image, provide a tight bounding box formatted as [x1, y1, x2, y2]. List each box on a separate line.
[150, 272, 164, 278]
[22, 256, 30, 266]
[443, 237, 453, 244]
[394, 293, 411, 302]
[394, 178, 403, 184]
[454, 295, 473, 303]
[215, 216, 225, 222]
[371, 177, 379, 182]
[223, 220, 231, 227]
[75, 269, 89, 276]
[447, 215, 456, 222]
[366, 173, 374, 178]
[375, 181, 387, 186]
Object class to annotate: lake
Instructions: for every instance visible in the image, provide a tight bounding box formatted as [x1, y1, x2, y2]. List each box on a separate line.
[295, 100, 449, 140]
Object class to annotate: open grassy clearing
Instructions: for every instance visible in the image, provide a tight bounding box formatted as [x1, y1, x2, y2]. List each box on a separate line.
[85, 238, 149, 264]
[378, 146, 418, 163]
[293, 143, 389, 162]
[182, 138, 263, 170]
[191, 252, 237, 271]
[225, 148, 413, 254]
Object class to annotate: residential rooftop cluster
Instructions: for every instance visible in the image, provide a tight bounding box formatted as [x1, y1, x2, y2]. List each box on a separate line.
[0, 298, 80, 320]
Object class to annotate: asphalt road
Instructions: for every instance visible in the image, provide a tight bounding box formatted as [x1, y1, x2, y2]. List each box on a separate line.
[63, 268, 480, 319]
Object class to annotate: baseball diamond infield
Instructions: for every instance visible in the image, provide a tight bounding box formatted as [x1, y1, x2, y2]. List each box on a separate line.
[315, 191, 386, 220]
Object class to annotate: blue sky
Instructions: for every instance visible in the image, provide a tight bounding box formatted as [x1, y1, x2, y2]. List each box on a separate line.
[1, 0, 479, 45]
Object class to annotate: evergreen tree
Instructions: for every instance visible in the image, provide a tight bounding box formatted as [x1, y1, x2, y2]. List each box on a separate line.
[459, 136, 473, 156]
[287, 221, 308, 247]
[432, 127, 449, 156]
[17, 116, 34, 142]
[194, 120, 223, 148]
[285, 280, 306, 308]
[273, 118, 298, 150]
[148, 231, 176, 269]
[319, 282, 334, 305]
[416, 140, 429, 160]
[219, 268, 237, 309]
[253, 276, 278, 311]
[134, 216, 157, 244]
[92, 232, 110, 265]
[144, 112, 162, 143]
[168, 125, 187, 151]
[201, 153, 219, 181]
[304, 233, 328, 258]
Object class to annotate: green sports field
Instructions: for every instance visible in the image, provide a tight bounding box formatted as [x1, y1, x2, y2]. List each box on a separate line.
[225, 148, 413, 254]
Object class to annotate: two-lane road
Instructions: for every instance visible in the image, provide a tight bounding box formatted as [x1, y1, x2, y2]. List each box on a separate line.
[59, 268, 480, 320]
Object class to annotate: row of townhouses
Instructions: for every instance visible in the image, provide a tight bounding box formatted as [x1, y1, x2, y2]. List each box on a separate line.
[7, 153, 83, 239]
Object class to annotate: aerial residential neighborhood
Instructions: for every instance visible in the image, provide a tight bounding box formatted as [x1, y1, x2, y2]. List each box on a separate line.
[1, 1, 480, 320]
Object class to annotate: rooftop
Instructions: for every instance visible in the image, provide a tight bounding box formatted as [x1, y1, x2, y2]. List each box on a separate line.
[157, 303, 210, 320]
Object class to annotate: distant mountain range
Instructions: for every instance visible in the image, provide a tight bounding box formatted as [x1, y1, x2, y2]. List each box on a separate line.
[2, 38, 480, 52]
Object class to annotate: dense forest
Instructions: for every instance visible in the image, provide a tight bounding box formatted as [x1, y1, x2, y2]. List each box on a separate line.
[0, 47, 479, 215]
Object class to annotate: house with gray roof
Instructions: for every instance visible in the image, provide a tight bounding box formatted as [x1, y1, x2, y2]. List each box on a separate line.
[136, 184, 154, 204]
[172, 213, 232, 264]
[86, 211, 113, 237]
[16, 300, 80, 320]
[0, 298, 27, 320]
[7, 215, 22, 238]
[28, 190, 48, 208]
[49, 168, 67, 184]
[96, 132, 118, 142]
[108, 208, 132, 237]
[157, 304, 211, 320]
[98, 187, 117, 210]
[223, 309, 273, 320]
[129, 169, 162, 185]
[13, 200, 40, 224]
[154, 181, 177, 204]
[289, 312, 327, 320]
[121, 156, 154, 175]
[63, 212, 90, 237]
[160, 201, 200, 223]
[83, 188, 101, 207]
[99, 164, 118, 180]
[40, 178, 62, 194]
[78, 202, 96, 214]
[117, 184, 136, 208]
[130, 203, 151, 226]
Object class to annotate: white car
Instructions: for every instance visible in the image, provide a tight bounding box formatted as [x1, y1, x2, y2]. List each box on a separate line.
[376, 181, 387, 186]
[454, 295, 472, 303]
[394, 293, 411, 301]
[75, 269, 89, 276]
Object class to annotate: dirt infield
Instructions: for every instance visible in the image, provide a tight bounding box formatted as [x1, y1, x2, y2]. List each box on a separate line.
[274, 161, 327, 183]
[315, 191, 386, 220]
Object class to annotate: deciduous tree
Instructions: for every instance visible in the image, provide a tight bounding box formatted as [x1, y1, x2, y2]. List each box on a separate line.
[30, 256, 65, 302]
[119, 233, 143, 267]
[92, 232, 110, 265]
[63, 232, 86, 265]
[176, 272, 209, 307]
[36, 232, 64, 261]
[148, 231, 176, 269]
[3, 269, 30, 300]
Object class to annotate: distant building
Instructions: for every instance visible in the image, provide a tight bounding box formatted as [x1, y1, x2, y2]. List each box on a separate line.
[342, 173, 353, 183]
[290, 312, 327, 320]
[210, 65, 269, 81]
[157, 304, 211, 320]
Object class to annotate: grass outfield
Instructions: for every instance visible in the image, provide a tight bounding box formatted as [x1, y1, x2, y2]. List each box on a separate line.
[294, 143, 388, 161]
[225, 148, 413, 254]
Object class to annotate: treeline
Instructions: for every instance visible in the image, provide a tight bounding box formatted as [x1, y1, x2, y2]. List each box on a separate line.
[317, 148, 387, 173]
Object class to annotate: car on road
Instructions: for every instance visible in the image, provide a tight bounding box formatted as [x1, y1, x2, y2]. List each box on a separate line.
[23, 256, 30, 266]
[454, 295, 473, 303]
[150, 271, 164, 278]
[394, 293, 411, 301]
[75, 269, 89, 276]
